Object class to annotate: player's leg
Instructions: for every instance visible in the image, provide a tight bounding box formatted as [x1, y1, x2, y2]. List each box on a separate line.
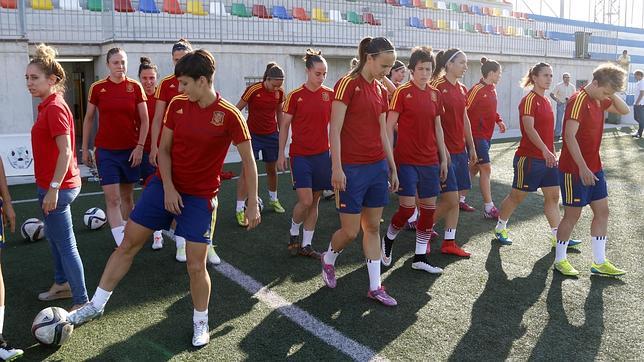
[554, 205, 582, 276]
[322, 212, 360, 288]
[186, 241, 210, 346]
[454, 153, 475, 212]
[382, 164, 417, 266]
[0, 213, 23, 360]
[119, 182, 135, 221]
[411, 197, 442, 273]
[290, 187, 313, 255]
[362, 207, 397, 306]
[588, 172, 624, 275]
[299, 191, 322, 258]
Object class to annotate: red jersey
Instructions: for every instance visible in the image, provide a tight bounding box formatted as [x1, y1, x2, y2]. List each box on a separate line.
[334, 74, 388, 164]
[88, 77, 146, 150]
[559, 89, 612, 174]
[161, 94, 251, 198]
[136, 92, 156, 152]
[155, 74, 181, 104]
[282, 84, 333, 157]
[31, 93, 81, 190]
[431, 76, 468, 154]
[466, 79, 502, 140]
[241, 82, 284, 135]
[389, 81, 443, 166]
[516, 91, 554, 159]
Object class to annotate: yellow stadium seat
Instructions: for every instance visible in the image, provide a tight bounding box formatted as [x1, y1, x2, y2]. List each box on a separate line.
[187, 0, 207, 14]
[312, 7, 330, 22]
[493, 8, 502, 16]
[437, 19, 448, 30]
[32, 0, 53, 10]
[425, 0, 435, 9]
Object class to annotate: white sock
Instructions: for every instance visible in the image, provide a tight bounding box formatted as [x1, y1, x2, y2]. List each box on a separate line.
[555, 240, 569, 263]
[416, 230, 430, 255]
[0, 305, 5, 334]
[551, 228, 558, 238]
[323, 243, 341, 265]
[268, 190, 278, 202]
[366, 258, 381, 291]
[496, 219, 508, 231]
[444, 228, 456, 240]
[407, 208, 418, 223]
[302, 229, 314, 248]
[91, 287, 112, 311]
[459, 195, 466, 203]
[386, 224, 401, 240]
[484, 202, 495, 213]
[175, 236, 186, 249]
[236, 200, 245, 212]
[153, 230, 163, 239]
[290, 219, 302, 236]
[591, 236, 607, 264]
[193, 309, 208, 324]
[111, 226, 125, 246]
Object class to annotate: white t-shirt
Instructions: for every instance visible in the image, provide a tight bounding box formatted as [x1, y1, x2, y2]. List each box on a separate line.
[637, 79, 644, 106]
[553, 82, 576, 103]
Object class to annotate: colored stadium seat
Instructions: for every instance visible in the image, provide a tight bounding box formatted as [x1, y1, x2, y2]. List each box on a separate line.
[272, 5, 291, 19]
[412, 0, 425, 9]
[408, 16, 424, 29]
[329, 9, 343, 22]
[425, 0, 435, 9]
[437, 19, 448, 30]
[493, 8, 502, 16]
[449, 20, 458, 30]
[60, 0, 82, 10]
[505, 26, 514, 36]
[187, 0, 207, 15]
[400, 0, 413, 7]
[485, 24, 496, 34]
[252, 4, 271, 18]
[436, 1, 446, 10]
[312, 8, 329, 22]
[471, 5, 481, 15]
[460, 4, 469, 13]
[511, 11, 520, 18]
[363, 12, 380, 25]
[32, 0, 53, 10]
[293, 7, 310, 21]
[464, 22, 476, 33]
[481, 7, 489, 15]
[346, 11, 362, 24]
[1, 0, 17, 8]
[139, 0, 160, 13]
[424, 18, 435, 29]
[163, 0, 183, 14]
[114, 0, 135, 12]
[502, 9, 510, 17]
[449, 3, 458, 12]
[386, 0, 400, 6]
[231, 3, 251, 17]
[475, 23, 484, 33]
[210, 2, 228, 16]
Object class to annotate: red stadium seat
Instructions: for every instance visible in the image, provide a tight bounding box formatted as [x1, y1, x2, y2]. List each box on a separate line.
[163, 0, 183, 14]
[424, 18, 433, 29]
[412, 0, 426, 9]
[363, 12, 380, 25]
[386, 0, 400, 6]
[293, 7, 310, 20]
[1, 0, 17, 8]
[460, 4, 469, 13]
[475, 23, 485, 33]
[252, 4, 271, 18]
[114, 0, 135, 12]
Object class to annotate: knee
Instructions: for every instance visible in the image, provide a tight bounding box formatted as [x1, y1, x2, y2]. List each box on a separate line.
[105, 193, 121, 208]
[299, 195, 313, 209]
[594, 206, 609, 219]
[121, 193, 134, 204]
[341, 226, 360, 240]
[187, 258, 206, 277]
[479, 165, 491, 175]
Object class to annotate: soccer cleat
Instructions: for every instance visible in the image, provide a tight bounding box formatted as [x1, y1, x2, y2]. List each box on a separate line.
[411, 256, 443, 274]
[381, 236, 394, 267]
[549, 236, 581, 248]
[235, 210, 248, 227]
[298, 245, 320, 259]
[367, 286, 398, 307]
[268, 199, 285, 213]
[459, 201, 476, 212]
[590, 260, 626, 276]
[441, 240, 471, 257]
[192, 320, 210, 347]
[554, 259, 580, 276]
[483, 206, 500, 220]
[68, 302, 103, 326]
[207, 244, 221, 265]
[494, 228, 513, 245]
[176, 244, 187, 263]
[0, 335, 23, 362]
[320, 253, 337, 288]
[288, 235, 300, 256]
[322, 190, 335, 200]
[152, 231, 164, 250]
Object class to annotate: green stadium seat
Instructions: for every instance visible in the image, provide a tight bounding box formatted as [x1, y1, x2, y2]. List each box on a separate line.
[163, 0, 183, 13]
[232, 3, 251, 17]
[450, 3, 459, 12]
[346, 11, 363, 24]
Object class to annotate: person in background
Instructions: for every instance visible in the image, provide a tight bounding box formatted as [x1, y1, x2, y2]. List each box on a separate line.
[632, 69, 644, 138]
[550, 73, 576, 140]
[616, 50, 630, 72]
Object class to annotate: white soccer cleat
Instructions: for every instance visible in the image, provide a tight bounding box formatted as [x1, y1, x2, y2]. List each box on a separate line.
[207, 244, 221, 265]
[192, 320, 210, 347]
[411, 261, 444, 274]
[152, 231, 164, 250]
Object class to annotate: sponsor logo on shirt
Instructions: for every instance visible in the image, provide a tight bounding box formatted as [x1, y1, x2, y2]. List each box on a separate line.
[100, 88, 107, 93]
[355, 86, 361, 92]
[405, 93, 412, 99]
[176, 108, 183, 114]
[126, 83, 134, 93]
[297, 97, 303, 103]
[211, 111, 225, 126]
[483, 94, 488, 98]
[443, 89, 448, 93]
[321, 92, 330, 102]
[169, 84, 176, 88]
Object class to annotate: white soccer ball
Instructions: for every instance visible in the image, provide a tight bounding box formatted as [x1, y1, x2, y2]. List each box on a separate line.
[83, 207, 107, 230]
[245, 197, 264, 213]
[21, 218, 45, 242]
[32, 307, 74, 346]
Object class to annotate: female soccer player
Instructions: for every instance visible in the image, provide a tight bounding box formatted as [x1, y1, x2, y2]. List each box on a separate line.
[277, 49, 333, 258]
[81, 48, 149, 247]
[235, 62, 286, 225]
[28, 44, 88, 311]
[320, 37, 399, 306]
[494, 63, 580, 250]
[381, 46, 448, 274]
[430, 48, 477, 257]
[387, 60, 406, 88]
[554, 63, 629, 277]
[69, 49, 261, 347]
[0, 159, 23, 361]
[466, 57, 507, 219]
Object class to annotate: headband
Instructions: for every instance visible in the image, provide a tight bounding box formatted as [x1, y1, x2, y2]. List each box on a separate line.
[446, 50, 463, 64]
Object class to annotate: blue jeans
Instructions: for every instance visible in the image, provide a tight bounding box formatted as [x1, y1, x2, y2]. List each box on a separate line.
[38, 187, 88, 305]
[555, 102, 566, 138]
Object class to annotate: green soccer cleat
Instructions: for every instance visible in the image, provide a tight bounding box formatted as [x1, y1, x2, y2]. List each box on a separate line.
[591, 260, 626, 276]
[494, 228, 512, 245]
[268, 199, 285, 213]
[554, 259, 580, 276]
[550, 235, 582, 248]
[235, 210, 248, 227]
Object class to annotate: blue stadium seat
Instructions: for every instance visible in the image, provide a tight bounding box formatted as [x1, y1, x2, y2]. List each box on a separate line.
[471, 5, 481, 15]
[400, 0, 413, 7]
[139, 0, 160, 13]
[485, 24, 497, 34]
[272, 5, 292, 19]
[408, 16, 424, 28]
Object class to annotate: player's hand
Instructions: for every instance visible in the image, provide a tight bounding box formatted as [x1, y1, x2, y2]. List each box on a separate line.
[580, 166, 598, 186]
[82, 149, 95, 169]
[164, 187, 184, 215]
[469, 149, 478, 165]
[3, 202, 16, 232]
[497, 121, 507, 133]
[244, 201, 261, 230]
[129, 146, 143, 167]
[389, 170, 399, 192]
[42, 189, 59, 216]
[149, 147, 158, 168]
[331, 167, 346, 192]
[276, 154, 288, 172]
[439, 162, 448, 182]
[542, 149, 557, 168]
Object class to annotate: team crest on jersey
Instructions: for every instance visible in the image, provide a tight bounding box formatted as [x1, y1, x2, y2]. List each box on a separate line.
[211, 111, 225, 126]
[126, 83, 134, 93]
[431, 91, 437, 102]
[321, 92, 330, 102]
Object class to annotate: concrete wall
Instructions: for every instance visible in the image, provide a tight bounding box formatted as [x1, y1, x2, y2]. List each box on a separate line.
[0, 41, 35, 134]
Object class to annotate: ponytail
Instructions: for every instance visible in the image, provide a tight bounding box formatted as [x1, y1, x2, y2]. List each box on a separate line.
[263, 62, 285, 82]
[521, 62, 551, 88]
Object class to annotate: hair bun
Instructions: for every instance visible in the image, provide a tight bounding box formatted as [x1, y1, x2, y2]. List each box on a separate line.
[34, 43, 57, 62]
[305, 48, 322, 56]
[140, 56, 151, 65]
[480, 57, 488, 64]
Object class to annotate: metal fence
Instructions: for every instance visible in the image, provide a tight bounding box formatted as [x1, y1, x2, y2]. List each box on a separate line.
[0, 0, 620, 59]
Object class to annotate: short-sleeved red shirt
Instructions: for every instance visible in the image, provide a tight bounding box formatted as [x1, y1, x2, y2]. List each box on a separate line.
[88, 77, 146, 150]
[516, 91, 554, 159]
[241, 82, 284, 135]
[467, 79, 502, 140]
[559, 89, 612, 174]
[160, 94, 251, 198]
[431, 76, 467, 154]
[31, 93, 81, 190]
[136, 92, 156, 153]
[334, 74, 388, 164]
[282, 84, 333, 157]
[155, 75, 180, 104]
[389, 81, 443, 166]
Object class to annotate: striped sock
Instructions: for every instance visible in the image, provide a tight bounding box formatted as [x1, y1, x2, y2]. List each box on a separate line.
[555, 240, 569, 262]
[591, 236, 607, 264]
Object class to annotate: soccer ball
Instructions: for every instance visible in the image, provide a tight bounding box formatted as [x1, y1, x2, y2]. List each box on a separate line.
[245, 197, 264, 213]
[32, 307, 74, 346]
[83, 207, 107, 230]
[21, 218, 45, 242]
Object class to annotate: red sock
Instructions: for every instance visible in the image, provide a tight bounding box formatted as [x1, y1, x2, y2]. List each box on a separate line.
[390, 205, 416, 229]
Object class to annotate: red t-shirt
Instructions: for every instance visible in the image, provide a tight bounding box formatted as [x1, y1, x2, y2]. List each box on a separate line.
[241, 82, 284, 135]
[334, 74, 388, 164]
[31, 93, 81, 190]
[389, 81, 443, 166]
[160, 94, 251, 198]
[516, 91, 554, 159]
[135, 92, 156, 153]
[282, 84, 333, 157]
[467, 80, 502, 140]
[431, 76, 467, 154]
[559, 89, 612, 174]
[88, 77, 146, 150]
[155, 75, 181, 104]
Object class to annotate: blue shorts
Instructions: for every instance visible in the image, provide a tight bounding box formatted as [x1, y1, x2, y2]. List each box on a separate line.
[512, 155, 559, 192]
[337, 160, 389, 214]
[139, 152, 156, 186]
[95, 148, 140, 186]
[251, 132, 279, 163]
[0, 198, 5, 248]
[441, 152, 471, 193]
[560, 170, 608, 207]
[474, 138, 491, 164]
[130, 176, 218, 243]
[290, 151, 332, 191]
[398, 164, 441, 198]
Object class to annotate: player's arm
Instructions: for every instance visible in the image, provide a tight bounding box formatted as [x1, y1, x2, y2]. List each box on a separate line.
[435, 116, 448, 181]
[81, 103, 97, 167]
[381, 77, 397, 99]
[277, 112, 293, 172]
[329, 100, 347, 191]
[495, 113, 507, 133]
[385, 111, 399, 151]
[563, 119, 598, 186]
[42, 134, 73, 215]
[158, 126, 183, 215]
[129, 101, 149, 167]
[235, 99, 248, 111]
[636, 89, 644, 106]
[380, 112, 398, 192]
[149, 99, 168, 167]
[463, 109, 477, 164]
[605, 94, 629, 115]
[237, 140, 260, 230]
[521, 115, 556, 167]
[0, 158, 15, 232]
